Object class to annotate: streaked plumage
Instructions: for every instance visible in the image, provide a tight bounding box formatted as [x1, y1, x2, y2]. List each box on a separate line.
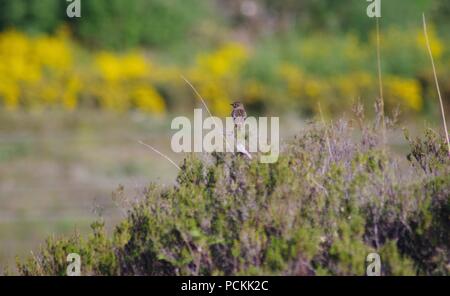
[230, 101, 251, 159]
[230, 101, 247, 127]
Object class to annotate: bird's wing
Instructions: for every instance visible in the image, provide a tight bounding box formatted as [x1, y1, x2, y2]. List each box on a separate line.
[233, 108, 247, 118]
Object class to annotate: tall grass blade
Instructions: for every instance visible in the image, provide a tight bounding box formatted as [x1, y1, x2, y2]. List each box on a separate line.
[422, 13, 450, 156]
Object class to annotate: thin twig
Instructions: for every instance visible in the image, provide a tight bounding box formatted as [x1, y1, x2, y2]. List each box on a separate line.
[422, 13, 450, 156]
[376, 18, 387, 204]
[181, 75, 214, 119]
[376, 17, 386, 146]
[181, 75, 235, 154]
[308, 173, 328, 196]
[138, 140, 181, 171]
[318, 102, 333, 159]
[30, 250, 43, 275]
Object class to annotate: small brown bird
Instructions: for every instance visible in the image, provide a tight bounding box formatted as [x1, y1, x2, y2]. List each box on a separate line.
[230, 101, 247, 127]
[230, 101, 252, 159]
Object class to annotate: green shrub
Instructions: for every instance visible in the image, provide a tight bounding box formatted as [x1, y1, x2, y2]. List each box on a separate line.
[0, 0, 64, 34]
[16, 109, 450, 275]
[76, 0, 210, 49]
[0, 0, 210, 50]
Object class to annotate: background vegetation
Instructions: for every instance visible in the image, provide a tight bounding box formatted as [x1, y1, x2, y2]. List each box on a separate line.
[0, 0, 449, 117]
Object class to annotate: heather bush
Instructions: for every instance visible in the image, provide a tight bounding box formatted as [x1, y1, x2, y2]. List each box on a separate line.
[16, 110, 450, 276]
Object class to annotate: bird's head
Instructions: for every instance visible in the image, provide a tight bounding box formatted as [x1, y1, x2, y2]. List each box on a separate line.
[231, 102, 243, 108]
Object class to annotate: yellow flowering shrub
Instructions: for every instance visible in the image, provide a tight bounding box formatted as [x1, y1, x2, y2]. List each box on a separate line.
[62, 75, 82, 110]
[277, 63, 376, 113]
[196, 43, 248, 78]
[132, 86, 166, 114]
[278, 63, 304, 97]
[189, 43, 249, 116]
[0, 30, 40, 83]
[0, 29, 73, 110]
[385, 76, 422, 111]
[95, 52, 150, 82]
[416, 25, 443, 59]
[242, 79, 267, 104]
[93, 51, 165, 113]
[0, 26, 445, 116]
[0, 29, 166, 115]
[34, 35, 73, 73]
[0, 79, 19, 111]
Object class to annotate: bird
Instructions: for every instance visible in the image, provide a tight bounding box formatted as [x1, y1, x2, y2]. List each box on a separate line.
[230, 101, 247, 128]
[230, 101, 252, 159]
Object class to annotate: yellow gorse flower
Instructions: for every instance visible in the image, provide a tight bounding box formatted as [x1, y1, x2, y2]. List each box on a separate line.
[278, 63, 303, 97]
[0, 28, 166, 114]
[417, 25, 443, 59]
[93, 51, 165, 114]
[133, 86, 166, 114]
[95, 52, 150, 82]
[189, 42, 249, 115]
[34, 35, 73, 72]
[197, 43, 248, 78]
[0, 79, 19, 110]
[386, 76, 422, 111]
[0, 27, 440, 115]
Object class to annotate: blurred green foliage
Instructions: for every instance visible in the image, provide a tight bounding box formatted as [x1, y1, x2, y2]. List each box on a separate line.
[0, 0, 445, 49]
[0, 0, 210, 49]
[258, 0, 411, 34]
[76, 0, 210, 49]
[0, 0, 63, 33]
[1, 0, 449, 118]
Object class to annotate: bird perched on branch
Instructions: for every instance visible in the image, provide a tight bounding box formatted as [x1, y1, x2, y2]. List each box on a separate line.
[230, 101, 247, 128]
[230, 101, 251, 159]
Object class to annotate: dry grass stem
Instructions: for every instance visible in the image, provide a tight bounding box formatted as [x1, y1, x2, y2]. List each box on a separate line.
[181, 75, 235, 154]
[138, 140, 181, 171]
[422, 13, 450, 156]
[376, 18, 386, 146]
[318, 102, 333, 159]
